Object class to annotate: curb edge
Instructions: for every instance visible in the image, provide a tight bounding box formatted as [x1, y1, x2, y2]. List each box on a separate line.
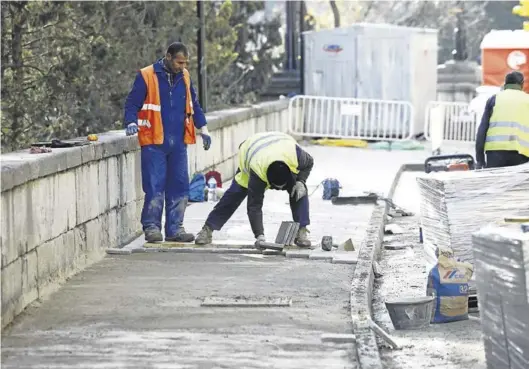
[350, 162, 424, 369]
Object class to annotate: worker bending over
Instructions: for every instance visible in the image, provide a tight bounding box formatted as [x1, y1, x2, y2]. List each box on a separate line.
[475, 71, 529, 168]
[195, 131, 314, 248]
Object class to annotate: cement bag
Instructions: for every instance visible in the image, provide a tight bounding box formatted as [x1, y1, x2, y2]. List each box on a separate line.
[426, 247, 474, 323]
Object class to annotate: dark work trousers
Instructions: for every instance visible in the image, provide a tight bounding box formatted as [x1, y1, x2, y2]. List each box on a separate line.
[205, 178, 310, 232]
[486, 150, 529, 168]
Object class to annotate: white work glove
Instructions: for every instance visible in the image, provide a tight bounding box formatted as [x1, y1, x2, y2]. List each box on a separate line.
[125, 123, 138, 136]
[254, 234, 266, 249]
[290, 181, 307, 202]
[199, 126, 212, 151]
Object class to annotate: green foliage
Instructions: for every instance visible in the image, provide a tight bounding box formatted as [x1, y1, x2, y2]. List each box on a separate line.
[1, 1, 282, 152]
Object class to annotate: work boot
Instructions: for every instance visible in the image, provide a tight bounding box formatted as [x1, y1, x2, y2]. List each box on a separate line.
[165, 227, 195, 243]
[294, 227, 312, 248]
[144, 228, 163, 243]
[195, 225, 213, 245]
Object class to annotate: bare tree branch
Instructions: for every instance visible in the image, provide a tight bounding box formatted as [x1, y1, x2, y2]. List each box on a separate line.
[329, 1, 340, 27]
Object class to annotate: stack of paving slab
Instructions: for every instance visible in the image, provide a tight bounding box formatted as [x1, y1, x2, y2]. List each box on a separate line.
[472, 223, 529, 369]
[416, 163, 529, 270]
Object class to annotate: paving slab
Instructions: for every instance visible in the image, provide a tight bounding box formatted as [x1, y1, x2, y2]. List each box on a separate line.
[309, 250, 336, 261]
[155, 247, 264, 254]
[262, 249, 284, 256]
[383, 243, 410, 250]
[286, 250, 311, 258]
[201, 296, 292, 307]
[105, 248, 132, 255]
[332, 252, 359, 265]
[144, 240, 255, 248]
[321, 333, 357, 343]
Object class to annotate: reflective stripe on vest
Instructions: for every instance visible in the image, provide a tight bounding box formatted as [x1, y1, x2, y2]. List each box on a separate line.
[485, 89, 529, 157]
[235, 132, 299, 188]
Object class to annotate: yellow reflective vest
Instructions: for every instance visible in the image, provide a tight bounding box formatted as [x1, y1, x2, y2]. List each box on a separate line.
[235, 132, 299, 189]
[485, 89, 529, 157]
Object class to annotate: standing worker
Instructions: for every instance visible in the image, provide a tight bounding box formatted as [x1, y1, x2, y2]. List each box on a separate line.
[195, 131, 314, 248]
[475, 71, 529, 168]
[124, 42, 211, 242]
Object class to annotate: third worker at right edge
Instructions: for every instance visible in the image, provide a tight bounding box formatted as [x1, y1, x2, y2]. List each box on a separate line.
[476, 71, 529, 169]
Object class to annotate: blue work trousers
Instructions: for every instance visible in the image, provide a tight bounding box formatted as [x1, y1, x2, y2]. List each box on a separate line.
[205, 178, 310, 231]
[140, 143, 189, 236]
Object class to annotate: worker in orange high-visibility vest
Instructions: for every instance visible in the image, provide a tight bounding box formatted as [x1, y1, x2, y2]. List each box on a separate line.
[123, 42, 211, 243]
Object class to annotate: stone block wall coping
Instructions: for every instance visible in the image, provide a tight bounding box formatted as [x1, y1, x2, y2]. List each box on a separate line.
[0, 99, 289, 192]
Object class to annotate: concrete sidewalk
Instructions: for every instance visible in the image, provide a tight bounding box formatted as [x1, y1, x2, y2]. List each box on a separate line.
[1, 145, 427, 369]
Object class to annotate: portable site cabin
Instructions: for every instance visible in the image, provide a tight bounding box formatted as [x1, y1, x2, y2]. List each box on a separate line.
[302, 23, 439, 137]
[480, 29, 529, 93]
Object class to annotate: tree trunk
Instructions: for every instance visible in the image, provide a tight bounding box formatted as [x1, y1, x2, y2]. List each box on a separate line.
[9, 2, 28, 149]
[329, 1, 340, 28]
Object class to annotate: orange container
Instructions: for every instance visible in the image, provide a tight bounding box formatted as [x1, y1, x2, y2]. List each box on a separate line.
[480, 30, 529, 93]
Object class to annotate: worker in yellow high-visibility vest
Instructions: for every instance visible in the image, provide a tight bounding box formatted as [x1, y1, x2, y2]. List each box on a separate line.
[475, 71, 529, 168]
[195, 131, 314, 248]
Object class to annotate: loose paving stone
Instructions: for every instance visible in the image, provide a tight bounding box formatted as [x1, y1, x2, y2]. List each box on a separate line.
[106, 248, 132, 255]
[283, 245, 316, 250]
[341, 238, 355, 251]
[163, 248, 262, 254]
[331, 252, 359, 265]
[285, 250, 311, 259]
[321, 333, 357, 343]
[309, 250, 335, 261]
[384, 243, 409, 250]
[262, 249, 284, 256]
[144, 241, 254, 249]
[373, 260, 383, 278]
[201, 296, 292, 307]
[384, 224, 404, 235]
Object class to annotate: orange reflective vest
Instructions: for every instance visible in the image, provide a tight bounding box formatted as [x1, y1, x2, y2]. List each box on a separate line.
[137, 65, 196, 146]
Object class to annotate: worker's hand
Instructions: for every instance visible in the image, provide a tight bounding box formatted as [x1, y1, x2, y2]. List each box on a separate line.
[290, 181, 307, 202]
[125, 123, 138, 136]
[254, 234, 266, 249]
[199, 126, 211, 151]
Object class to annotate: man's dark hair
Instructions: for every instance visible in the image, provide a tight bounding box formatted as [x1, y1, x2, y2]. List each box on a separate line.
[505, 71, 524, 86]
[166, 42, 189, 58]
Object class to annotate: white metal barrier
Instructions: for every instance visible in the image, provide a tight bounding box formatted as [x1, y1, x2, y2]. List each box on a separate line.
[288, 95, 415, 141]
[423, 101, 479, 142]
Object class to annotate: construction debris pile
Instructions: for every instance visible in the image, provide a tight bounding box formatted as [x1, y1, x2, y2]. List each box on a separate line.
[416, 164, 529, 271]
[472, 223, 529, 369]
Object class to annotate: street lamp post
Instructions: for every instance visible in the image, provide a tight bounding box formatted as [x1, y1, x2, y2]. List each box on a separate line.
[299, 1, 306, 94]
[197, 0, 207, 112]
[453, 1, 467, 61]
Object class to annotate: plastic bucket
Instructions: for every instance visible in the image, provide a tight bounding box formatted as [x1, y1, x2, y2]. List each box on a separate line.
[385, 296, 434, 330]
